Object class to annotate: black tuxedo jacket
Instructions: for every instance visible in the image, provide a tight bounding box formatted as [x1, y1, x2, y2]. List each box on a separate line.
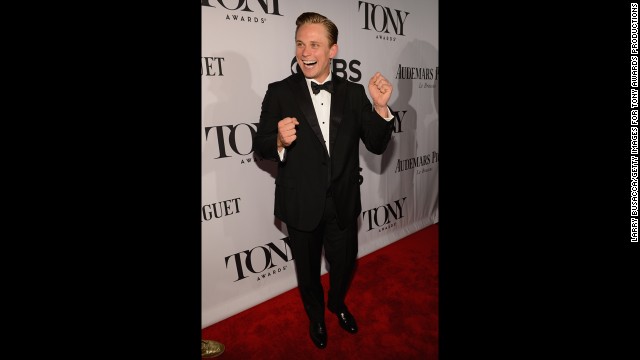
[253, 72, 394, 231]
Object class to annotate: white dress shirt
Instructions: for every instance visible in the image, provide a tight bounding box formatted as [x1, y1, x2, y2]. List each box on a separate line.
[308, 74, 334, 156]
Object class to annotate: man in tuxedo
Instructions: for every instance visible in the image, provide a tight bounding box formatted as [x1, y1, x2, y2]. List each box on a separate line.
[253, 12, 394, 349]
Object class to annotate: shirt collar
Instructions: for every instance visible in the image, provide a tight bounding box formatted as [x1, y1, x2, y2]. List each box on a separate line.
[307, 72, 333, 87]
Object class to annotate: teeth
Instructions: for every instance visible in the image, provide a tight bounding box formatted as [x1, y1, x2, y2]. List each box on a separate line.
[303, 61, 317, 65]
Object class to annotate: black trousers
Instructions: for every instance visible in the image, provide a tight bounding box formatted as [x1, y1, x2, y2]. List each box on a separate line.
[286, 196, 358, 323]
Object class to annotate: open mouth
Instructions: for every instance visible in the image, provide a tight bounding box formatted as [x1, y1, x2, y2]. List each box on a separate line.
[302, 60, 317, 68]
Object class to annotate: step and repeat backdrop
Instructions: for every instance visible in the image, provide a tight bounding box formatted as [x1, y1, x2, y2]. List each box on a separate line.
[202, 0, 438, 328]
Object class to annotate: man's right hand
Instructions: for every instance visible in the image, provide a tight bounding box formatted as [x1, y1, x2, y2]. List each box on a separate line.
[277, 117, 299, 152]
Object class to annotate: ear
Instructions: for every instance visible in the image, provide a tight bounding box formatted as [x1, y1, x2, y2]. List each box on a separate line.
[329, 43, 338, 59]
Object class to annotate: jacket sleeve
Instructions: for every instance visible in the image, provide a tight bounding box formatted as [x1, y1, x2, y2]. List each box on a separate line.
[357, 84, 395, 155]
[253, 83, 282, 161]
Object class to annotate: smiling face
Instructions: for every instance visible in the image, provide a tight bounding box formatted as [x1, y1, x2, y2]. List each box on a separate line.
[295, 23, 338, 82]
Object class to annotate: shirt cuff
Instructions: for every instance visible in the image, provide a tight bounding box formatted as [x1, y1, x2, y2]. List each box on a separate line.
[382, 106, 394, 121]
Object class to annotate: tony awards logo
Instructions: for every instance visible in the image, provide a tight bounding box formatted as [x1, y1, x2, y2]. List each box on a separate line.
[358, 1, 410, 41]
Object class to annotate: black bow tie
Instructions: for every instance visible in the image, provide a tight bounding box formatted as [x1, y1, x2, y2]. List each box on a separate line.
[311, 81, 333, 95]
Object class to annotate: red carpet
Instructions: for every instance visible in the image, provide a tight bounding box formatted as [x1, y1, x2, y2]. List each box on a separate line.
[202, 223, 438, 359]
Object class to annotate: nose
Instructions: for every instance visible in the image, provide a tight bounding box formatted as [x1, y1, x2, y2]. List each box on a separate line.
[301, 45, 311, 57]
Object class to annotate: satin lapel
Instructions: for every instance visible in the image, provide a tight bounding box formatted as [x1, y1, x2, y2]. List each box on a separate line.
[289, 75, 327, 153]
[329, 75, 345, 155]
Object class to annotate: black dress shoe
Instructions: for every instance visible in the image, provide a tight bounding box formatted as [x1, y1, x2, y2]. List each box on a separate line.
[309, 321, 327, 349]
[336, 310, 358, 334]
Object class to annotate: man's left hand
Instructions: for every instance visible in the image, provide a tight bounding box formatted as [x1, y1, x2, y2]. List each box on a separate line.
[368, 72, 393, 117]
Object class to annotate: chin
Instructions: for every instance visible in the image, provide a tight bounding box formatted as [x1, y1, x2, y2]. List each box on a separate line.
[296, 64, 315, 79]
[301, 70, 316, 79]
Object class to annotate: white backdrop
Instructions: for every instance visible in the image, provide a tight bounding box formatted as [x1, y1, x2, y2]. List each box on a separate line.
[202, 0, 438, 328]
